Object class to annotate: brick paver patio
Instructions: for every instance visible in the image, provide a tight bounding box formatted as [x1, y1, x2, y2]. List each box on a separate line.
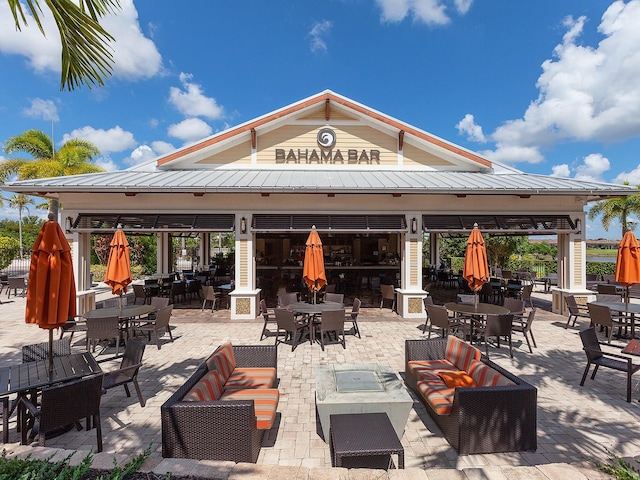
[1, 283, 638, 479]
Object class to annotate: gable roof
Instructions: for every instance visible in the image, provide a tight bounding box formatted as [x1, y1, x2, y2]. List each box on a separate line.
[154, 90, 493, 170]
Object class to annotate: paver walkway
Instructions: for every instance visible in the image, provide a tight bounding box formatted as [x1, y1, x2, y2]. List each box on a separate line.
[1, 282, 638, 479]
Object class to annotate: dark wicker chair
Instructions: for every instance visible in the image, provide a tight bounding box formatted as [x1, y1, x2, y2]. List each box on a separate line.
[22, 337, 71, 363]
[135, 306, 174, 350]
[477, 314, 514, 358]
[512, 308, 537, 353]
[132, 284, 148, 305]
[101, 338, 146, 407]
[86, 316, 124, 356]
[564, 295, 590, 329]
[259, 299, 277, 341]
[275, 309, 307, 351]
[18, 373, 104, 451]
[318, 309, 346, 351]
[424, 303, 465, 339]
[161, 344, 277, 462]
[579, 327, 640, 403]
[345, 297, 361, 338]
[405, 338, 537, 454]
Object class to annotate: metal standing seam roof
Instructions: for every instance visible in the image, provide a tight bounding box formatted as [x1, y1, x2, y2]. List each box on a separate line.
[4, 169, 636, 197]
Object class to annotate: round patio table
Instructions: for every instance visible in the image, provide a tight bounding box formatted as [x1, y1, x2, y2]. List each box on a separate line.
[444, 302, 509, 316]
[288, 301, 344, 345]
[589, 301, 640, 339]
[82, 304, 156, 320]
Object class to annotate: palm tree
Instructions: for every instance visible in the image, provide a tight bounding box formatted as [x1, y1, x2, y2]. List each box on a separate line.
[7, 0, 121, 90]
[1, 129, 104, 219]
[9, 194, 34, 257]
[587, 183, 640, 238]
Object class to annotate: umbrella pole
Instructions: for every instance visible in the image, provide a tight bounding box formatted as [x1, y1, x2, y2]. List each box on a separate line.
[48, 329, 54, 372]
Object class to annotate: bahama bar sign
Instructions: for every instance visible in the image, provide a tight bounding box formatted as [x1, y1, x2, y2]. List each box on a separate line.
[274, 127, 381, 165]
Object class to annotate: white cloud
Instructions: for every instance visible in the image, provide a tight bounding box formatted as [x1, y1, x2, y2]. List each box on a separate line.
[63, 126, 136, 153]
[0, 0, 162, 82]
[167, 118, 212, 143]
[456, 114, 485, 142]
[23, 98, 59, 122]
[480, 145, 543, 164]
[550, 164, 571, 178]
[480, 1, 640, 164]
[94, 155, 119, 172]
[613, 165, 640, 186]
[375, 0, 473, 26]
[101, 0, 163, 80]
[123, 140, 175, 167]
[168, 73, 224, 120]
[574, 153, 610, 182]
[309, 20, 332, 53]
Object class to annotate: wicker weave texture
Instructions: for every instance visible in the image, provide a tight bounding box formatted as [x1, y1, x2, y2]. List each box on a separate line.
[161, 344, 278, 462]
[405, 338, 537, 454]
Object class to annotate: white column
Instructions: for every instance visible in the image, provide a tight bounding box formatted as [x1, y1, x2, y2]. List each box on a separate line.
[396, 213, 428, 319]
[230, 213, 260, 320]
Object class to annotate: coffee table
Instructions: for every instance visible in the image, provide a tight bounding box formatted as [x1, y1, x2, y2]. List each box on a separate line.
[330, 412, 404, 469]
[315, 363, 412, 442]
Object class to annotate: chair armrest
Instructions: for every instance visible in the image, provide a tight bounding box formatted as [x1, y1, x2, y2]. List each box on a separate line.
[17, 395, 39, 417]
[584, 347, 634, 363]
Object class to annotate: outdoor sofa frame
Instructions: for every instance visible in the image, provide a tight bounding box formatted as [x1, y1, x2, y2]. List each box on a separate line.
[405, 338, 537, 454]
[161, 344, 277, 463]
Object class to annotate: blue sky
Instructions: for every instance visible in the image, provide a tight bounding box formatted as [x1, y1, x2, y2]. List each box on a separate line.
[1, 0, 639, 239]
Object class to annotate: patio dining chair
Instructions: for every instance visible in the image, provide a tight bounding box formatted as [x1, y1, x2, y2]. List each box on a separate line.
[259, 299, 278, 341]
[100, 338, 146, 407]
[425, 303, 465, 339]
[201, 285, 218, 312]
[6, 277, 26, 298]
[22, 337, 72, 363]
[477, 313, 514, 358]
[587, 303, 626, 345]
[345, 297, 361, 338]
[579, 327, 640, 403]
[380, 284, 396, 311]
[18, 373, 104, 451]
[274, 308, 308, 351]
[318, 309, 346, 351]
[135, 305, 174, 350]
[512, 308, 537, 353]
[86, 316, 124, 356]
[132, 284, 148, 305]
[324, 292, 344, 305]
[564, 295, 590, 329]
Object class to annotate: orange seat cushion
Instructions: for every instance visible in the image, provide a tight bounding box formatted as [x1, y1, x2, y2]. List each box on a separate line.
[220, 388, 279, 429]
[225, 367, 277, 389]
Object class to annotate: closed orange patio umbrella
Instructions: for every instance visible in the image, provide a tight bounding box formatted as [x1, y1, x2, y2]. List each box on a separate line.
[25, 213, 77, 371]
[303, 226, 326, 304]
[463, 223, 489, 306]
[615, 229, 640, 304]
[104, 229, 132, 306]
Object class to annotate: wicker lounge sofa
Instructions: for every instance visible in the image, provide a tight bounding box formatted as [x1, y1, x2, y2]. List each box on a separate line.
[405, 336, 537, 454]
[161, 341, 278, 463]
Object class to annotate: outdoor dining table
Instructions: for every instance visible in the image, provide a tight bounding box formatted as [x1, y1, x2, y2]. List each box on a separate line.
[81, 304, 156, 341]
[0, 352, 102, 443]
[288, 301, 344, 344]
[444, 301, 510, 341]
[589, 301, 640, 340]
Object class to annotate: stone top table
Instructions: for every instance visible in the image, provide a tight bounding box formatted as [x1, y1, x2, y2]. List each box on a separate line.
[315, 363, 412, 442]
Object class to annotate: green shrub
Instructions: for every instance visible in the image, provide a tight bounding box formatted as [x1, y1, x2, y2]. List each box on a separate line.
[0, 237, 20, 271]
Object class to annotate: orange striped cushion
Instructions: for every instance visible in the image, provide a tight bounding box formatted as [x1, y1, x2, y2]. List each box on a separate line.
[183, 370, 225, 401]
[417, 373, 454, 415]
[408, 360, 457, 380]
[225, 367, 277, 389]
[445, 336, 481, 372]
[468, 360, 516, 386]
[205, 341, 236, 382]
[220, 388, 279, 429]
